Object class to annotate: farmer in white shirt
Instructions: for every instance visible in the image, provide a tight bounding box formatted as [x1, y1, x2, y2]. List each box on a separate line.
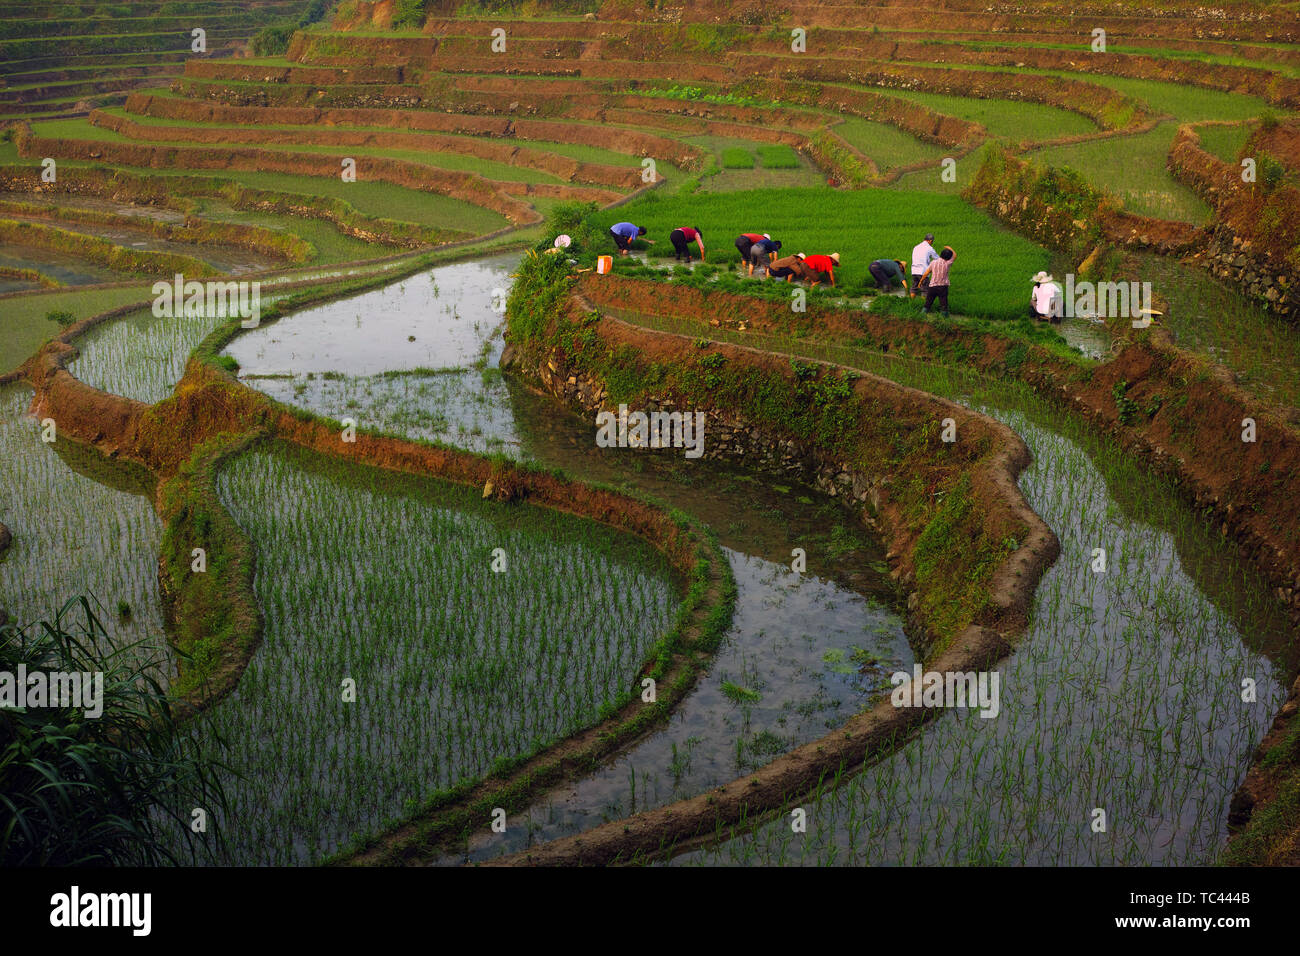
[1029, 270, 1062, 321]
[910, 233, 938, 298]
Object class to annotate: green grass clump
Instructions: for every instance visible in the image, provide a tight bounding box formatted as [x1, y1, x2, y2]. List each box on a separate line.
[757, 145, 801, 170]
[197, 440, 680, 864]
[0, 596, 224, 865]
[720, 147, 755, 169]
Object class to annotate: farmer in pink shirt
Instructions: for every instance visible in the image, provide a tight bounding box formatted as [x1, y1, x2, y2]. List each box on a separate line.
[920, 246, 955, 318]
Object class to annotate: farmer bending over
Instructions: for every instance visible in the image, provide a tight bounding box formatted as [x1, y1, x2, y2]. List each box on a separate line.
[803, 252, 840, 287]
[767, 252, 810, 282]
[610, 221, 651, 256]
[748, 237, 782, 276]
[735, 232, 770, 262]
[869, 258, 909, 294]
[670, 226, 705, 262]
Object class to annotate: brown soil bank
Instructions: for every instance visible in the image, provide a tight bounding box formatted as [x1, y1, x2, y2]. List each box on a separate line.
[126, 92, 703, 170]
[0, 164, 463, 249]
[1167, 124, 1300, 322]
[582, 274, 1300, 630]
[967, 147, 1202, 256]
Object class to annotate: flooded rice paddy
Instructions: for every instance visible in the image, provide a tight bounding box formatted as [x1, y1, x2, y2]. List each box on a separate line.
[4, 247, 1294, 866]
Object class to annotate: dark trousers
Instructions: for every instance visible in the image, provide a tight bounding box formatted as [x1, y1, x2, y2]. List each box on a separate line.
[924, 285, 949, 314]
[611, 228, 633, 251]
[670, 229, 695, 260]
[869, 262, 898, 291]
[768, 266, 796, 279]
[735, 237, 754, 261]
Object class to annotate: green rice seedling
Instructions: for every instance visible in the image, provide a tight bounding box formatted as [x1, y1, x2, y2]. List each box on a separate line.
[585, 188, 1048, 321]
[191, 441, 680, 865]
[0, 383, 174, 684]
[72, 302, 280, 404]
[756, 145, 801, 170]
[668, 346, 1291, 867]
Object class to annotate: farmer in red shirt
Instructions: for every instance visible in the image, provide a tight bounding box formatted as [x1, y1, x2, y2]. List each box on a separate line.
[803, 252, 839, 287]
[669, 226, 706, 262]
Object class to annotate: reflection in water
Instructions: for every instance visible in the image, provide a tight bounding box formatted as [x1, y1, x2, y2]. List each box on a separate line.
[226, 253, 518, 376]
[0, 384, 174, 683]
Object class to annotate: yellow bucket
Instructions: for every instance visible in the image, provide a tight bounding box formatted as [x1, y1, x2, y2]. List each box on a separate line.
[596, 255, 613, 274]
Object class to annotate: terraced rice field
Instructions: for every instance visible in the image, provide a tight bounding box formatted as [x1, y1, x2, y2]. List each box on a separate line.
[4, 0, 1300, 911]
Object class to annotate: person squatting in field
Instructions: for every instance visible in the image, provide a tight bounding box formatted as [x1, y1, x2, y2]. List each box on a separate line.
[610, 221, 651, 256]
[803, 252, 839, 287]
[747, 237, 782, 275]
[1029, 270, 1062, 321]
[920, 246, 955, 318]
[670, 226, 706, 261]
[869, 258, 909, 294]
[767, 252, 811, 281]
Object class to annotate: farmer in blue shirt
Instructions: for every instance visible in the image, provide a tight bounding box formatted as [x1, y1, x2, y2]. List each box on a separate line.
[747, 237, 782, 276]
[610, 221, 652, 256]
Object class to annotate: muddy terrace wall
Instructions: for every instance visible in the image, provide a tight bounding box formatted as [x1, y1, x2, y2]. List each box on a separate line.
[321, 55, 1144, 136]
[0, 164, 462, 249]
[13, 124, 542, 226]
[494, 257, 1060, 865]
[505, 261, 1057, 658]
[966, 147, 1202, 256]
[0, 217, 219, 278]
[576, 272, 1300, 635]
[0, 196, 314, 264]
[89, 111, 643, 191]
[1168, 125, 1300, 323]
[500, 265, 1300, 864]
[594, 0, 1300, 42]
[135, 90, 704, 170]
[19, 306, 723, 706]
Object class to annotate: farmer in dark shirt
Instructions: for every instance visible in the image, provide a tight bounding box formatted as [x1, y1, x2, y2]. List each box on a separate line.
[869, 258, 908, 293]
[747, 237, 782, 276]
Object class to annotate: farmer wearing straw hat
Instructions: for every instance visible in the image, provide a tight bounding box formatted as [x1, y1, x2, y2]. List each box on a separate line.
[869, 258, 909, 294]
[804, 252, 839, 287]
[767, 252, 810, 281]
[1029, 270, 1062, 321]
